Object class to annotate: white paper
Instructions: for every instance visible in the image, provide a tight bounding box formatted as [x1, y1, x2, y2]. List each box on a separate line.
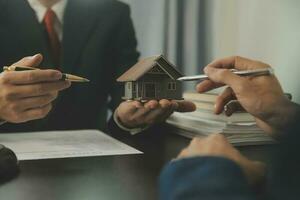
[0, 130, 142, 160]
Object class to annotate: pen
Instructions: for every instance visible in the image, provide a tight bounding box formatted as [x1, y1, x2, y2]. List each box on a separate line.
[3, 66, 90, 83]
[177, 68, 274, 81]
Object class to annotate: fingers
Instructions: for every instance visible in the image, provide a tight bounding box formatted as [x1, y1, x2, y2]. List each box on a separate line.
[133, 100, 159, 118]
[160, 101, 179, 121]
[196, 67, 246, 94]
[233, 56, 271, 70]
[117, 99, 195, 128]
[144, 100, 159, 109]
[204, 67, 247, 88]
[197, 85, 238, 116]
[127, 100, 156, 120]
[215, 87, 236, 114]
[9, 103, 53, 123]
[20, 104, 52, 122]
[7, 81, 71, 99]
[176, 134, 229, 159]
[196, 80, 224, 93]
[123, 99, 174, 127]
[118, 101, 143, 116]
[140, 99, 173, 124]
[174, 100, 196, 113]
[1, 70, 63, 85]
[12, 54, 43, 68]
[206, 56, 270, 71]
[116, 100, 148, 128]
[17, 92, 58, 110]
[177, 148, 189, 158]
[177, 133, 266, 186]
[141, 100, 196, 124]
[196, 56, 271, 93]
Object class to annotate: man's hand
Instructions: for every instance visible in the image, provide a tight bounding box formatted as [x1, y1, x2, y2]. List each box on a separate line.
[0, 54, 71, 123]
[116, 99, 196, 129]
[196, 56, 293, 135]
[177, 134, 266, 186]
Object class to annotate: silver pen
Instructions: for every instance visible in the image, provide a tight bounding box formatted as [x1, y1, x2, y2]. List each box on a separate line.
[177, 68, 274, 81]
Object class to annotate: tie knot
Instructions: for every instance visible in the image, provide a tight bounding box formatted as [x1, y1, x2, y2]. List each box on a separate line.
[44, 9, 56, 25]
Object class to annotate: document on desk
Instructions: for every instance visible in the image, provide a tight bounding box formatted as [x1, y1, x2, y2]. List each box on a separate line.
[0, 130, 142, 160]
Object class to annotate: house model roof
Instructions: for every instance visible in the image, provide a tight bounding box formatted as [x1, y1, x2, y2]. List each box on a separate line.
[117, 55, 183, 82]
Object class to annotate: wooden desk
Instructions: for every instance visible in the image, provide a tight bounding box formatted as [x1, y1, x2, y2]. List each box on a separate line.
[0, 130, 274, 200]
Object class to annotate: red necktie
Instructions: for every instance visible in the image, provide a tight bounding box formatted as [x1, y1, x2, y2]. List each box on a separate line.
[43, 9, 61, 67]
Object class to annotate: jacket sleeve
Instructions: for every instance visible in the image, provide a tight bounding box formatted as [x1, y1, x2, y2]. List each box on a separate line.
[159, 156, 257, 200]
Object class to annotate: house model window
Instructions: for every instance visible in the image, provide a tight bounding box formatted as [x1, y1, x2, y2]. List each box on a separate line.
[132, 83, 137, 92]
[127, 82, 131, 90]
[168, 82, 176, 90]
[117, 55, 184, 101]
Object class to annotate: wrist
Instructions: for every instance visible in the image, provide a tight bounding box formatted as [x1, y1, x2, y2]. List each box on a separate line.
[240, 160, 266, 187]
[0, 118, 7, 125]
[113, 111, 149, 135]
[264, 98, 300, 136]
[114, 108, 134, 129]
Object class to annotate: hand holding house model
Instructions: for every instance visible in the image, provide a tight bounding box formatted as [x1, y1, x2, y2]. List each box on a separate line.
[115, 56, 196, 130]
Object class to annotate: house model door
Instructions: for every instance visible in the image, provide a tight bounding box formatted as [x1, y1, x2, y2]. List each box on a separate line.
[144, 82, 156, 98]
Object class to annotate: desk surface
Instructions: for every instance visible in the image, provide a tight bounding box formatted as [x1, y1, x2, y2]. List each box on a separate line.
[0, 130, 274, 200]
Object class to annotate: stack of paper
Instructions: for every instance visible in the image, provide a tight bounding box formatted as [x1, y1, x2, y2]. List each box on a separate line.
[167, 92, 275, 146]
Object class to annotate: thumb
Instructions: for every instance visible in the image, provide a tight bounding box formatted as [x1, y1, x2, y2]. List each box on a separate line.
[204, 67, 248, 94]
[12, 54, 43, 68]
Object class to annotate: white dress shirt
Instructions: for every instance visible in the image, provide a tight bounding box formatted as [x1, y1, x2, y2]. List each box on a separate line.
[27, 0, 68, 41]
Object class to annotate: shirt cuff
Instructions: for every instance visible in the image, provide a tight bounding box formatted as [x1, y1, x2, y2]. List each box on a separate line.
[0, 120, 7, 126]
[113, 111, 149, 135]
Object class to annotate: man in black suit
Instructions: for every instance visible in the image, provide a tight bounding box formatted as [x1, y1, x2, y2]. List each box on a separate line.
[0, 0, 195, 133]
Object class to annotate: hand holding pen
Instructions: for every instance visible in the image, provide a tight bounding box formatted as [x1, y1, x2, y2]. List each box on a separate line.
[177, 60, 276, 116]
[195, 56, 291, 135]
[0, 54, 71, 124]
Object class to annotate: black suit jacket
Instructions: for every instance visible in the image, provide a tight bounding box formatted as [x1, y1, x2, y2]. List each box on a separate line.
[0, 0, 139, 132]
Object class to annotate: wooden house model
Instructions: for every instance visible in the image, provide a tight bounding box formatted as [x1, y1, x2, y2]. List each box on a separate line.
[117, 55, 183, 101]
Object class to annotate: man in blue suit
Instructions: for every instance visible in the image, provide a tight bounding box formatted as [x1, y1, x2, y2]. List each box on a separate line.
[159, 56, 300, 200]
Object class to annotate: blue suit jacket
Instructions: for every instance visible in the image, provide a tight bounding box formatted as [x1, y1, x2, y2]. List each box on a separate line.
[159, 120, 300, 200]
[159, 156, 256, 200]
